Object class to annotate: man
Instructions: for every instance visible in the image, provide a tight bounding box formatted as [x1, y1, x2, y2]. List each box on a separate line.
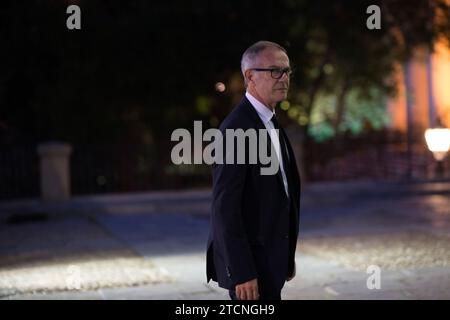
[206, 41, 301, 300]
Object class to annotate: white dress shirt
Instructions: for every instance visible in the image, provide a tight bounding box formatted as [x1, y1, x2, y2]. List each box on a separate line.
[245, 91, 289, 196]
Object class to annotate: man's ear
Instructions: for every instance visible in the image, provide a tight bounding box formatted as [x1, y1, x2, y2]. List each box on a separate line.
[244, 69, 253, 84]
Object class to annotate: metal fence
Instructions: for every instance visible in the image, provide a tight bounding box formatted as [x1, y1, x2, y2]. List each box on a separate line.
[0, 138, 449, 201]
[0, 145, 39, 200]
[308, 144, 450, 181]
[306, 134, 450, 181]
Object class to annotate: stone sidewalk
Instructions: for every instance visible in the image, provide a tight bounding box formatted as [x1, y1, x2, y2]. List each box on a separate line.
[1, 180, 450, 299]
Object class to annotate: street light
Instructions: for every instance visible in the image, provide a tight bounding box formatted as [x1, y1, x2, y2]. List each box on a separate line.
[425, 121, 450, 178]
[425, 127, 450, 160]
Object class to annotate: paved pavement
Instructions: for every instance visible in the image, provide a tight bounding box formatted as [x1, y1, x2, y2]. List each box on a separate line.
[1, 180, 450, 299]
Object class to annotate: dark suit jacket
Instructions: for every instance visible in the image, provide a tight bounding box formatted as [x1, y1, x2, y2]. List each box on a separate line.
[206, 96, 301, 292]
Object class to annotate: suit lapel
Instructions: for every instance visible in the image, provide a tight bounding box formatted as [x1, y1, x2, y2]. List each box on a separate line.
[241, 97, 288, 197]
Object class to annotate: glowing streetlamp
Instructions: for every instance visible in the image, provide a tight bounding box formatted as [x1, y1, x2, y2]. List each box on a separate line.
[424, 127, 450, 161]
[425, 122, 450, 179]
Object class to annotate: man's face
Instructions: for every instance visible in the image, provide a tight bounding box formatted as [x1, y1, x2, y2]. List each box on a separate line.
[246, 48, 290, 108]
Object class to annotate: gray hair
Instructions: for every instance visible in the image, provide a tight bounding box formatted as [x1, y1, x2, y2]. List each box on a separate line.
[241, 41, 287, 84]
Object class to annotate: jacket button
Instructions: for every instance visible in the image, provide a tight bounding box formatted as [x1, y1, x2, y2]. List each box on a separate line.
[284, 235, 289, 239]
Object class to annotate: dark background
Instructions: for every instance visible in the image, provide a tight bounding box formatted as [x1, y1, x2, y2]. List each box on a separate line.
[1, 0, 449, 199]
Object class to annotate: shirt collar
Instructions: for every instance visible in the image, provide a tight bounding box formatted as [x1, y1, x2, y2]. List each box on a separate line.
[245, 91, 275, 125]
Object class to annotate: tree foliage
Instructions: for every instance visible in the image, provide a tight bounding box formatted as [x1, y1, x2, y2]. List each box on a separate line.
[0, 0, 449, 146]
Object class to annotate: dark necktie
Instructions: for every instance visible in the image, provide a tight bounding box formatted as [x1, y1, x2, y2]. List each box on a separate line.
[270, 114, 292, 191]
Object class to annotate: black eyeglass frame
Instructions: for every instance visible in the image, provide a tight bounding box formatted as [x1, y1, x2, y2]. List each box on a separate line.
[248, 67, 293, 79]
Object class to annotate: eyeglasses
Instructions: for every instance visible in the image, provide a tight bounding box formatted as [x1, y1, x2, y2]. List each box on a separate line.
[249, 67, 293, 79]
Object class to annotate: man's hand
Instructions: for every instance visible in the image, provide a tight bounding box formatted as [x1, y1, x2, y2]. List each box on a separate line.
[286, 262, 296, 281]
[235, 278, 259, 300]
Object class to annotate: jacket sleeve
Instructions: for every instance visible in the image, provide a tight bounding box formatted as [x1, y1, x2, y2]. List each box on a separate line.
[211, 127, 258, 286]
